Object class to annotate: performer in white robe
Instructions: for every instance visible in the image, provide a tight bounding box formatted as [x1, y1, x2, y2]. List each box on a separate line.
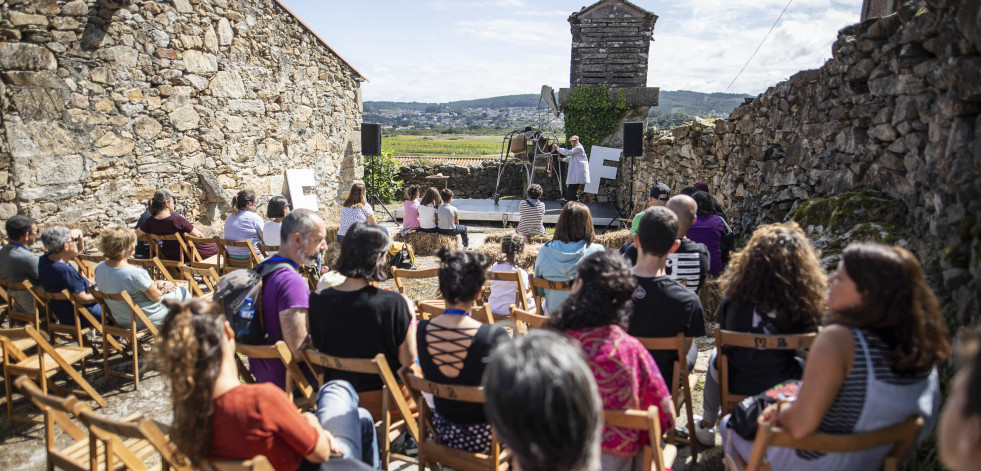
[552, 135, 590, 202]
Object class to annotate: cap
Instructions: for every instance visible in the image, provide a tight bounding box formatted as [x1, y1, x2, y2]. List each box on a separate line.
[153, 188, 176, 200]
[694, 182, 709, 192]
[650, 183, 671, 200]
[569, 135, 579, 142]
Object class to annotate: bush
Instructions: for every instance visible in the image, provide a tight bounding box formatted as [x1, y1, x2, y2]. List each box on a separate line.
[364, 151, 403, 203]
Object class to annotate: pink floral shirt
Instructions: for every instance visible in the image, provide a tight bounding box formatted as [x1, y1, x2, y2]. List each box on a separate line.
[567, 325, 672, 457]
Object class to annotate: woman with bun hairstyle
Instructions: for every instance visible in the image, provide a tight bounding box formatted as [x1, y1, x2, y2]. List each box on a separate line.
[223, 189, 264, 260]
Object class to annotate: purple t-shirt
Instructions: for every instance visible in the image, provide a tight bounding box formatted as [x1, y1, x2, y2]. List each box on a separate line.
[250, 264, 310, 389]
[686, 214, 727, 275]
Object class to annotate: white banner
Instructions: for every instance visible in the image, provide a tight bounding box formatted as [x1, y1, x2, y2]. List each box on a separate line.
[584, 145, 621, 194]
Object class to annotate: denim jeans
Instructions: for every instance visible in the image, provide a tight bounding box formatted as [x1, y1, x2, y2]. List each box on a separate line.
[315, 380, 380, 469]
[437, 225, 469, 247]
[702, 349, 722, 424]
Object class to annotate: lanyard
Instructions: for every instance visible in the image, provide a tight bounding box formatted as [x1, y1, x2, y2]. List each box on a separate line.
[262, 255, 300, 270]
[442, 309, 470, 317]
[8, 242, 29, 251]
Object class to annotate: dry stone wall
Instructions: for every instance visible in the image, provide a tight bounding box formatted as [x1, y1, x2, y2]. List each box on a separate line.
[0, 0, 364, 233]
[627, 0, 981, 325]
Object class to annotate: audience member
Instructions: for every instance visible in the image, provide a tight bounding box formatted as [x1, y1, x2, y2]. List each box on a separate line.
[402, 185, 421, 231]
[516, 184, 546, 237]
[155, 298, 379, 470]
[437, 188, 469, 248]
[686, 191, 727, 276]
[534, 202, 605, 315]
[0, 215, 40, 314]
[664, 195, 710, 292]
[938, 328, 981, 471]
[136, 189, 218, 261]
[133, 208, 152, 258]
[488, 233, 534, 316]
[309, 222, 416, 416]
[417, 247, 508, 452]
[694, 222, 823, 447]
[628, 206, 705, 390]
[262, 195, 291, 246]
[417, 187, 442, 234]
[38, 226, 102, 326]
[679, 185, 696, 196]
[94, 226, 190, 329]
[224, 189, 265, 260]
[620, 183, 672, 264]
[724, 242, 949, 469]
[483, 329, 603, 471]
[552, 135, 589, 203]
[337, 182, 380, 244]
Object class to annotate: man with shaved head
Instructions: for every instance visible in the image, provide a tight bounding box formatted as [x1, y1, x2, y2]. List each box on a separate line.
[665, 195, 710, 293]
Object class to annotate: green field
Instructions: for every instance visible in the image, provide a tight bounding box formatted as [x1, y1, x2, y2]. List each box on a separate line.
[382, 135, 504, 157]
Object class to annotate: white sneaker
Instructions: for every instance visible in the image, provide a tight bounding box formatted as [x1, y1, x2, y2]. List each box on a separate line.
[692, 414, 717, 447]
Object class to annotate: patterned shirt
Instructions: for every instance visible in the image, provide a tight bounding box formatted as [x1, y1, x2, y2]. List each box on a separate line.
[566, 325, 672, 457]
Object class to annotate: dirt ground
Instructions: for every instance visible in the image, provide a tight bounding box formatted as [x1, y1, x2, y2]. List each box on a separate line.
[0, 221, 725, 470]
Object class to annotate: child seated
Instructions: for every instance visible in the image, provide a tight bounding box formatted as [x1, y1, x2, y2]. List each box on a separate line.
[488, 233, 535, 316]
[437, 188, 469, 247]
[516, 184, 546, 237]
[418, 187, 442, 234]
[402, 185, 421, 233]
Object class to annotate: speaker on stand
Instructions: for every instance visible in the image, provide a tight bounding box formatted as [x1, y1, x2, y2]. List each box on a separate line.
[604, 122, 644, 232]
[361, 123, 398, 226]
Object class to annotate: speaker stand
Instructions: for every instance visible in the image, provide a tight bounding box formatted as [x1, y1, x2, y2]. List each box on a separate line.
[603, 152, 636, 233]
[366, 153, 399, 227]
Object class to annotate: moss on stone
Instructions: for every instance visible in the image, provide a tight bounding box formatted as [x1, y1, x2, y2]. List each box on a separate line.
[945, 244, 969, 269]
[956, 216, 976, 241]
[790, 189, 907, 233]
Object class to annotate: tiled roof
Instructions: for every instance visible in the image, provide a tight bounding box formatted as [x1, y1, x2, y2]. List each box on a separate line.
[395, 156, 497, 167]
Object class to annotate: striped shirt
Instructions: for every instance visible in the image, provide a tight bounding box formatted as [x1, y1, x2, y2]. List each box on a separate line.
[665, 238, 710, 292]
[516, 199, 545, 236]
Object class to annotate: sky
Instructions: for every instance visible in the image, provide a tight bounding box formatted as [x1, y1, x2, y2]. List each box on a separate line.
[280, 0, 863, 103]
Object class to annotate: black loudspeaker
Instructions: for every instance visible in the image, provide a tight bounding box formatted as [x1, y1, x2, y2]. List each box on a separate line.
[361, 123, 382, 156]
[623, 122, 644, 157]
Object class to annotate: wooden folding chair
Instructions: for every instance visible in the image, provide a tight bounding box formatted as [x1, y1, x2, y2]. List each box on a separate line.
[509, 305, 548, 334]
[205, 455, 276, 471]
[75, 406, 192, 471]
[143, 233, 192, 278]
[528, 275, 572, 316]
[716, 329, 818, 417]
[391, 266, 441, 306]
[234, 341, 316, 409]
[75, 253, 106, 280]
[256, 244, 279, 258]
[0, 279, 44, 329]
[217, 239, 262, 273]
[185, 235, 223, 271]
[398, 366, 510, 471]
[635, 333, 699, 461]
[33, 288, 124, 357]
[486, 270, 532, 311]
[303, 350, 419, 469]
[179, 262, 220, 298]
[1, 326, 106, 424]
[604, 406, 676, 471]
[725, 415, 924, 471]
[416, 302, 495, 324]
[90, 290, 159, 389]
[128, 257, 180, 284]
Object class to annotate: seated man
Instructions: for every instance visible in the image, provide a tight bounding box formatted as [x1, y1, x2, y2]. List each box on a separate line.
[665, 195, 710, 293]
[38, 226, 102, 326]
[483, 330, 603, 471]
[0, 215, 40, 314]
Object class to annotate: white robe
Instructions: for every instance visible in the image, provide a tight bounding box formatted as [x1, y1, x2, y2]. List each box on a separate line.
[556, 144, 590, 184]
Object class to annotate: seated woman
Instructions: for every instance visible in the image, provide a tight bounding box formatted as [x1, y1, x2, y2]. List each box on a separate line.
[136, 188, 218, 261]
[686, 191, 728, 276]
[262, 195, 291, 246]
[418, 247, 508, 452]
[402, 185, 421, 232]
[308, 222, 417, 417]
[38, 226, 102, 326]
[94, 226, 190, 329]
[417, 187, 441, 234]
[723, 242, 950, 470]
[156, 298, 379, 470]
[224, 189, 264, 262]
[534, 201, 605, 315]
[337, 182, 381, 243]
[547, 251, 675, 471]
[695, 222, 824, 446]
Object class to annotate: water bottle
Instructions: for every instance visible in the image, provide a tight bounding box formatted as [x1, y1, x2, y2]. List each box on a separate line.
[234, 297, 255, 336]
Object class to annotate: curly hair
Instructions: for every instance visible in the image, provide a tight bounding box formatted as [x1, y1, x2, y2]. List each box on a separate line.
[498, 233, 526, 266]
[546, 251, 636, 332]
[718, 222, 825, 326]
[98, 225, 136, 260]
[833, 242, 951, 376]
[436, 247, 492, 304]
[153, 298, 225, 466]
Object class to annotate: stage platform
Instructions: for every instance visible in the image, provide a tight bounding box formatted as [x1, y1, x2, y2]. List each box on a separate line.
[390, 198, 620, 227]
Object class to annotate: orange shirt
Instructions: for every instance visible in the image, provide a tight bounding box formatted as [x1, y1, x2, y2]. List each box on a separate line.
[209, 383, 319, 471]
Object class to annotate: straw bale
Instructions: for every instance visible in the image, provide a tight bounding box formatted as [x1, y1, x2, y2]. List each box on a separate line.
[593, 229, 631, 250]
[393, 231, 461, 256]
[699, 277, 723, 322]
[474, 242, 541, 271]
[483, 232, 550, 246]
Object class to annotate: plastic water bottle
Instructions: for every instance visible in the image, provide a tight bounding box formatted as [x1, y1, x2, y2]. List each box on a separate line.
[234, 297, 255, 336]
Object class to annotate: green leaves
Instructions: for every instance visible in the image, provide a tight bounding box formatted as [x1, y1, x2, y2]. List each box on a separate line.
[364, 151, 404, 203]
[561, 85, 630, 154]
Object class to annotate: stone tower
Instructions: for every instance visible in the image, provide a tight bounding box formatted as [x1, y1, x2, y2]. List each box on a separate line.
[568, 0, 658, 88]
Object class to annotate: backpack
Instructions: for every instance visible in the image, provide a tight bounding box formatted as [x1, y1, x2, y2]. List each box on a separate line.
[213, 261, 294, 345]
[388, 242, 416, 270]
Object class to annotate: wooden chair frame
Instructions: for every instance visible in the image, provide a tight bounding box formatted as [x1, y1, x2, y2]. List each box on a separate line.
[128, 257, 180, 284]
[256, 244, 279, 258]
[179, 263, 220, 298]
[303, 350, 419, 469]
[234, 341, 316, 409]
[74, 253, 106, 280]
[509, 305, 548, 334]
[0, 279, 44, 329]
[185, 235, 223, 271]
[391, 266, 440, 294]
[726, 416, 924, 471]
[635, 333, 698, 461]
[486, 270, 532, 311]
[91, 290, 160, 389]
[1, 326, 105, 424]
[143, 233, 191, 263]
[75, 405, 192, 471]
[527, 275, 571, 316]
[32, 288, 117, 354]
[216, 239, 262, 273]
[604, 406, 675, 471]
[416, 302, 495, 324]
[398, 366, 509, 471]
[715, 329, 818, 417]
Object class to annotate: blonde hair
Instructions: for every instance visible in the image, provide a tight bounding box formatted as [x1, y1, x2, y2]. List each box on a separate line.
[98, 225, 137, 260]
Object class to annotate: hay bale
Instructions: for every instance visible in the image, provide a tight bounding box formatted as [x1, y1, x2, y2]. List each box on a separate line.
[484, 232, 550, 245]
[394, 231, 461, 256]
[594, 229, 631, 251]
[474, 242, 541, 271]
[323, 225, 341, 267]
[698, 277, 723, 323]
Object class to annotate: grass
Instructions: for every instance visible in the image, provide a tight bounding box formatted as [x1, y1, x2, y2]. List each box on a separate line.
[383, 135, 504, 157]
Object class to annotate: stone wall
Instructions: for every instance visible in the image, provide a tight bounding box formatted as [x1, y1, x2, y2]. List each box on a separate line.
[0, 0, 364, 234]
[627, 0, 981, 325]
[568, 0, 657, 88]
[397, 160, 564, 201]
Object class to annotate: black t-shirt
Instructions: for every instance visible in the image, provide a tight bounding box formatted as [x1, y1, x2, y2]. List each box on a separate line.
[665, 238, 710, 293]
[627, 275, 706, 381]
[308, 286, 412, 392]
[417, 321, 508, 424]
